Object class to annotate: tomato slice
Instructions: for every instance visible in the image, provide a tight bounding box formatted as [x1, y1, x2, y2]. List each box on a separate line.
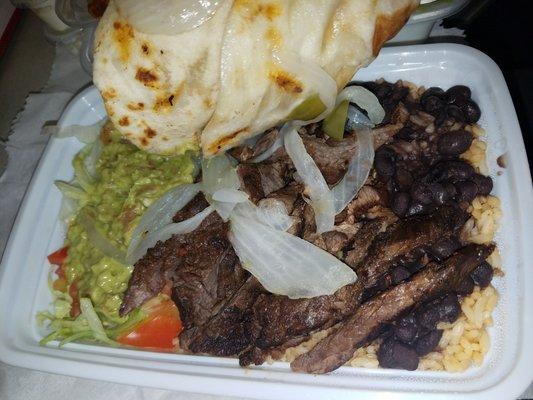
[117, 299, 182, 350]
[47, 247, 69, 266]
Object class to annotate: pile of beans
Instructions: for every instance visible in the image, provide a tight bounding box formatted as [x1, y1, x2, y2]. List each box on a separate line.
[377, 261, 494, 370]
[420, 85, 481, 126]
[360, 81, 497, 371]
[371, 84, 493, 218]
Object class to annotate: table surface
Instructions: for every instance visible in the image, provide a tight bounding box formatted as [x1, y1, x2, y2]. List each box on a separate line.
[0, 11, 531, 400]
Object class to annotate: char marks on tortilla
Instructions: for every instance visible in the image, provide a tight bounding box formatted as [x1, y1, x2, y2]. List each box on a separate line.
[93, 0, 419, 156]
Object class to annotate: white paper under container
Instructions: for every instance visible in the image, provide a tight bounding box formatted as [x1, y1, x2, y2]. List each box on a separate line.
[0, 44, 532, 400]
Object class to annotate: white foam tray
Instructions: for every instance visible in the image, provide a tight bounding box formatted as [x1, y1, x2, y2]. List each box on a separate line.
[1, 44, 532, 400]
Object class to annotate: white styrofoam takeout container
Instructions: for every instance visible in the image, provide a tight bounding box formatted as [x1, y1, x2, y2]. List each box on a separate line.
[0, 44, 532, 400]
[388, 0, 470, 44]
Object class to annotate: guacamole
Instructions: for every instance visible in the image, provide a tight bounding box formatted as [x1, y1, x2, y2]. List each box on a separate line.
[61, 123, 196, 325]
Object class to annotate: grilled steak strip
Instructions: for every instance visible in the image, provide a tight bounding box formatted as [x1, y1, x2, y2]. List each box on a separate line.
[120, 210, 247, 328]
[356, 206, 468, 293]
[180, 278, 262, 356]
[344, 218, 391, 268]
[169, 222, 248, 329]
[229, 128, 279, 163]
[239, 206, 467, 366]
[290, 243, 494, 374]
[172, 193, 209, 223]
[237, 151, 293, 203]
[239, 125, 401, 202]
[302, 125, 403, 185]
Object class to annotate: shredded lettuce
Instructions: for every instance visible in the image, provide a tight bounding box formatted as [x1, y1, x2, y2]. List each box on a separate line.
[39, 292, 147, 347]
[72, 151, 95, 192]
[79, 298, 116, 345]
[54, 181, 87, 201]
[39, 272, 147, 347]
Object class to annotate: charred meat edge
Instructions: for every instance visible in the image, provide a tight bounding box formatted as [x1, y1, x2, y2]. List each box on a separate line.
[291, 243, 494, 374]
[239, 206, 468, 366]
[238, 124, 402, 202]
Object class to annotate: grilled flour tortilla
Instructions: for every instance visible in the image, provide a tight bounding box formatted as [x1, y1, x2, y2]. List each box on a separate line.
[93, 0, 419, 155]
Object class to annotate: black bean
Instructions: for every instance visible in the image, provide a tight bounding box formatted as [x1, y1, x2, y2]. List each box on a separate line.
[456, 277, 475, 295]
[391, 266, 411, 284]
[406, 202, 429, 217]
[421, 87, 445, 104]
[471, 261, 493, 288]
[391, 192, 410, 217]
[375, 148, 396, 179]
[378, 337, 419, 371]
[445, 104, 465, 122]
[411, 182, 433, 205]
[434, 111, 448, 127]
[429, 238, 460, 261]
[462, 100, 481, 123]
[417, 306, 441, 330]
[375, 82, 394, 98]
[455, 180, 479, 203]
[470, 173, 493, 196]
[442, 182, 457, 199]
[437, 294, 461, 323]
[445, 85, 471, 104]
[394, 314, 419, 344]
[390, 85, 409, 102]
[431, 161, 475, 182]
[437, 130, 473, 156]
[427, 182, 447, 205]
[415, 330, 443, 356]
[423, 96, 445, 114]
[394, 168, 413, 191]
[416, 294, 460, 329]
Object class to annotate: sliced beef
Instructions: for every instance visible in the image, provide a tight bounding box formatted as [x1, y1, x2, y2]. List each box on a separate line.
[302, 127, 400, 185]
[239, 206, 466, 366]
[239, 123, 398, 205]
[237, 150, 293, 203]
[355, 206, 468, 293]
[237, 124, 396, 206]
[240, 280, 365, 366]
[180, 278, 262, 356]
[290, 243, 494, 374]
[119, 222, 204, 317]
[172, 193, 209, 223]
[346, 186, 386, 219]
[120, 212, 247, 330]
[261, 182, 303, 215]
[170, 229, 248, 329]
[344, 218, 391, 268]
[229, 128, 279, 163]
[321, 231, 350, 253]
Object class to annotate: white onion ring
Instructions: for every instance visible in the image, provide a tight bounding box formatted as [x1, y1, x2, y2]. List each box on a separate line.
[229, 203, 356, 299]
[127, 183, 201, 259]
[284, 124, 335, 233]
[331, 127, 375, 213]
[337, 86, 385, 125]
[128, 205, 214, 264]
